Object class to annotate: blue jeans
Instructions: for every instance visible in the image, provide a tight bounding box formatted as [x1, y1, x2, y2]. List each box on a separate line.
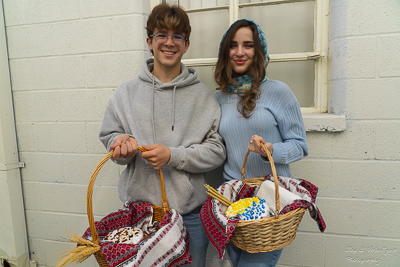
[227, 242, 283, 267]
[181, 208, 209, 267]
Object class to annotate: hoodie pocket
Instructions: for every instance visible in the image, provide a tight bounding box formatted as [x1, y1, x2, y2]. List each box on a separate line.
[122, 164, 164, 206]
[161, 167, 199, 211]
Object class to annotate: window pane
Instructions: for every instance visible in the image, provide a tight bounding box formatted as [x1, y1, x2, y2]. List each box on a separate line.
[184, 10, 229, 59]
[267, 60, 315, 107]
[240, 1, 314, 54]
[191, 65, 218, 91]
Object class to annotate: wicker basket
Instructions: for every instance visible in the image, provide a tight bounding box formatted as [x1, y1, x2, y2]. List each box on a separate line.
[87, 147, 170, 266]
[229, 143, 307, 253]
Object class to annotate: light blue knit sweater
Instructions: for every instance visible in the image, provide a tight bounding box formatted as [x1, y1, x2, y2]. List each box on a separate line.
[215, 79, 308, 181]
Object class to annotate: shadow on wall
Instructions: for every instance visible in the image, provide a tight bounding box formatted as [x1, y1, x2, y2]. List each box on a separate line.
[205, 165, 225, 189]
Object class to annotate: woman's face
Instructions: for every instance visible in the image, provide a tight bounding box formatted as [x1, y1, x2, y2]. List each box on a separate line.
[229, 27, 255, 75]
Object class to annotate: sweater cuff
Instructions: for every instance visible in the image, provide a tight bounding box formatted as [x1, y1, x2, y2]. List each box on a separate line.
[267, 143, 287, 164]
[260, 143, 286, 164]
[167, 147, 185, 169]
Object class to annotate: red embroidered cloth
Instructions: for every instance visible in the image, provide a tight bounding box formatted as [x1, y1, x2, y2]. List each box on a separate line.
[200, 176, 326, 258]
[83, 202, 191, 267]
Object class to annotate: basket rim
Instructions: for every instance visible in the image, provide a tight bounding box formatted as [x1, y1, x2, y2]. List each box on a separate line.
[235, 207, 307, 226]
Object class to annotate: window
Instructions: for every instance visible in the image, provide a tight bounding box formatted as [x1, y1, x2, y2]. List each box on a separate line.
[152, 0, 329, 114]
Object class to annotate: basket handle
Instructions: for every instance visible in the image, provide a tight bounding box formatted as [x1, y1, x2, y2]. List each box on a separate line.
[240, 143, 280, 213]
[87, 146, 169, 245]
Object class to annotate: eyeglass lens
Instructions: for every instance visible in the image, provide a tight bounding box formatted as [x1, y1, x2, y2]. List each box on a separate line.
[154, 32, 185, 44]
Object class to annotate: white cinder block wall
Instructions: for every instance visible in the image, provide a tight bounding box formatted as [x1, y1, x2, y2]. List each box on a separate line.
[1, 0, 400, 266]
[4, 0, 150, 266]
[283, 1, 400, 267]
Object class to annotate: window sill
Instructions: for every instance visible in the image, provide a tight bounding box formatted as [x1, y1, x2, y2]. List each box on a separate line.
[303, 113, 346, 132]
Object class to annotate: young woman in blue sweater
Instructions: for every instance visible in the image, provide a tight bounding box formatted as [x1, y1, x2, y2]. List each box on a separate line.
[214, 19, 309, 267]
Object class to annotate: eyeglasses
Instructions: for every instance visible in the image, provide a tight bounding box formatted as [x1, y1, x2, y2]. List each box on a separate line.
[150, 32, 187, 45]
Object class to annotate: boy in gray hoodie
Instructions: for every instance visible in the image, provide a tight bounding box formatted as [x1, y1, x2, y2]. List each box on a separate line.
[99, 3, 226, 266]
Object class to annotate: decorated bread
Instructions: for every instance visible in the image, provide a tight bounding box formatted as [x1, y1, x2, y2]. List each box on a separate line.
[104, 227, 144, 245]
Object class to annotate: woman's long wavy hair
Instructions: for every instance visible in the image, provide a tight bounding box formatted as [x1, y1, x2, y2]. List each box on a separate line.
[214, 20, 267, 118]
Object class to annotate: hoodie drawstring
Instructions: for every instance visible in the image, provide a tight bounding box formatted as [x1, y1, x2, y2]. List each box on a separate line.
[172, 85, 176, 131]
[151, 79, 176, 143]
[151, 76, 157, 143]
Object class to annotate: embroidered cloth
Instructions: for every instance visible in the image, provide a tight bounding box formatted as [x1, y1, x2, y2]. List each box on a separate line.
[199, 176, 326, 258]
[82, 202, 191, 267]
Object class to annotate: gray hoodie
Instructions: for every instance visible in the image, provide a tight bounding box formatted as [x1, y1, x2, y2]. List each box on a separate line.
[99, 59, 226, 215]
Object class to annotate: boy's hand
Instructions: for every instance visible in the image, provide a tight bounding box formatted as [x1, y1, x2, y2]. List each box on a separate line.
[141, 144, 171, 170]
[110, 134, 138, 160]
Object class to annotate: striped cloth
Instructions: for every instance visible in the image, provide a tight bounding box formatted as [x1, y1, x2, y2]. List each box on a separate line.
[82, 202, 191, 267]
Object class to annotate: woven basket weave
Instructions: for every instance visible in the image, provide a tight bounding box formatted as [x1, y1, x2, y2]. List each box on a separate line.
[87, 147, 170, 266]
[230, 143, 306, 253]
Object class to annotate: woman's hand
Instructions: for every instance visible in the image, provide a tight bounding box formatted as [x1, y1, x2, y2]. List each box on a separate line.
[248, 135, 273, 156]
[110, 134, 138, 160]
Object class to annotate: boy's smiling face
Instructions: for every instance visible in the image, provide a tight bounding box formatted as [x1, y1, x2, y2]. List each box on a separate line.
[147, 28, 190, 73]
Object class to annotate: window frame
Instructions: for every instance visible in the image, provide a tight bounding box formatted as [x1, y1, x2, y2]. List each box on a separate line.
[151, 0, 329, 114]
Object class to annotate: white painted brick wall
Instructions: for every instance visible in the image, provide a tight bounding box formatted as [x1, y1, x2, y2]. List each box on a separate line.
[378, 35, 400, 77]
[6, 25, 53, 58]
[51, 20, 113, 55]
[79, 0, 148, 18]
[3, 0, 151, 265]
[83, 52, 147, 88]
[308, 0, 400, 266]
[86, 122, 109, 154]
[2, 0, 400, 266]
